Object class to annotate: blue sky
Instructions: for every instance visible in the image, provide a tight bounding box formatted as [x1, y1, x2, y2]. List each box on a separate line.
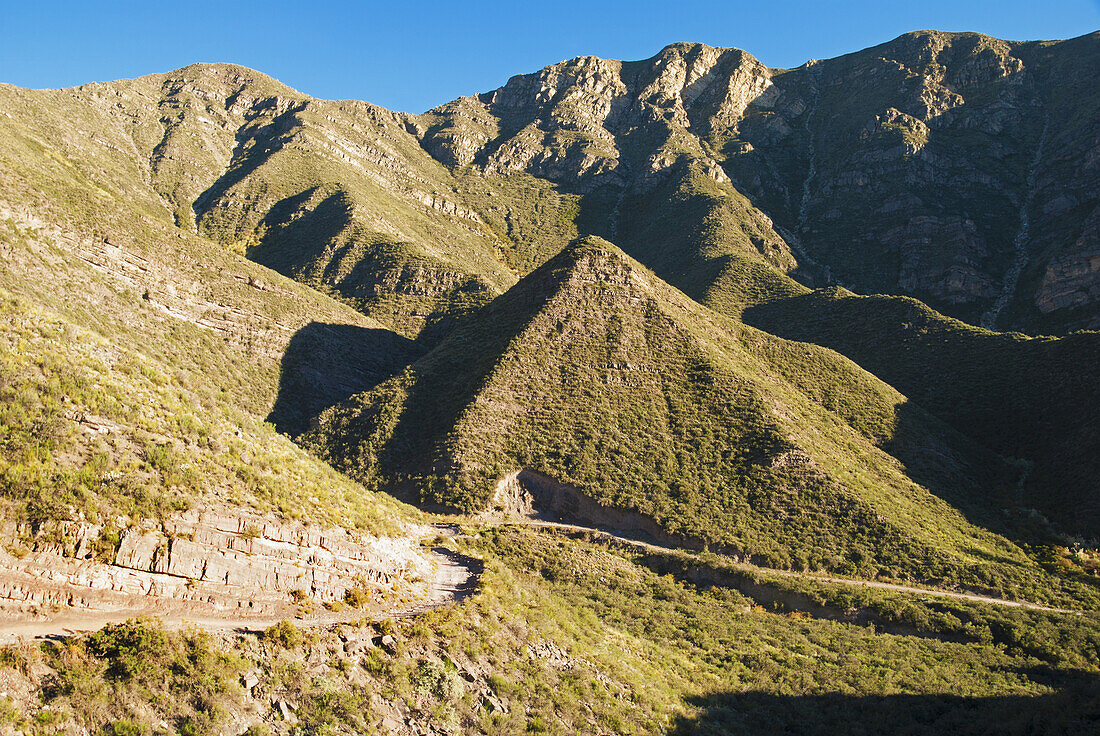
[2, 0, 1098, 113]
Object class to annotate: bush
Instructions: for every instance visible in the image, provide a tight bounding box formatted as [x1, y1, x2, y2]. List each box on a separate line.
[87, 619, 170, 680]
[101, 719, 143, 736]
[412, 659, 462, 702]
[297, 689, 365, 733]
[263, 620, 303, 649]
[344, 586, 370, 608]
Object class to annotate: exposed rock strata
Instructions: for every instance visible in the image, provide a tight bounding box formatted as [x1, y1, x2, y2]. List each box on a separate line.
[0, 509, 434, 624]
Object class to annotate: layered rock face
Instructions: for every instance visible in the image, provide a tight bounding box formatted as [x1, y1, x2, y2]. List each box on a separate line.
[419, 43, 800, 300]
[0, 509, 433, 622]
[423, 44, 775, 185]
[0, 63, 518, 344]
[420, 31, 1100, 333]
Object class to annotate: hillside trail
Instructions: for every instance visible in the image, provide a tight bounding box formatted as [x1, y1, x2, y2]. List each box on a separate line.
[0, 527, 481, 642]
[487, 519, 1081, 616]
[0, 515, 1082, 643]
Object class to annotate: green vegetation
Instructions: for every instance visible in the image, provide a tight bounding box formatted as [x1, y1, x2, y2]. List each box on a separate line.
[263, 621, 305, 649]
[614, 161, 807, 316]
[2, 528, 1097, 735]
[38, 619, 246, 736]
[305, 237, 1095, 607]
[0, 33, 1098, 734]
[744, 288, 1100, 538]
[0, 293, 411, 534]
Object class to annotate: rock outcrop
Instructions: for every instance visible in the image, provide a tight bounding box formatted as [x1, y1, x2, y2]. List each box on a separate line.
[0, 508, 434, 625]
[418, 31, 1100, 333]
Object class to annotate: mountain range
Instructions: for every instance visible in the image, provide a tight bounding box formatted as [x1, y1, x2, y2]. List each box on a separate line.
[1, 28, 1099, 734]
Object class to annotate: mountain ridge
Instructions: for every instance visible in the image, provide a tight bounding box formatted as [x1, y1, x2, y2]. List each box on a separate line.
[2, 31, 1098, 550]
[301, 236, 1079, 600]
[2, 30, 1100, 736]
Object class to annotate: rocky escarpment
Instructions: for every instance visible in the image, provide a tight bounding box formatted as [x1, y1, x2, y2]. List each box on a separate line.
[418, 42, 800, 300]
[419, 31, 1100, 333]
[0, 508, 434, 629]
[8, 37, 1095, 337]
[422, 43, 777, 186]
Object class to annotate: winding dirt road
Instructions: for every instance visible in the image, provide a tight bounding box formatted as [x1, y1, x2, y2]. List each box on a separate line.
[0, 539, 482, 641]
[500, 519, 1082, 615]
[0, 517, 1084, 642]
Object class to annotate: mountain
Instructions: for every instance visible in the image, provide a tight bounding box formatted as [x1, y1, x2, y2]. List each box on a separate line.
[1, 28, 1100, 736]
[304, 236, 1072, 598]
[422, 31, 1100, 334]
[0, 63, 519, 344]
[0, 68, 430, 550]
[743, 287, 1100, 537]
[0, 31, 1097, 563]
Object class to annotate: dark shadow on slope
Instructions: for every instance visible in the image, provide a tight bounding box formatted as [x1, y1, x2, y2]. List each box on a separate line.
[743, 290, 1100, 539]
[268, 321, 425, 436]
[247, 188, 358, 283]
[347, 253, 580, 505]
[251, 188, 497, 349]
[883, 399, 1022, 528]
[668, 669, 1100, 736]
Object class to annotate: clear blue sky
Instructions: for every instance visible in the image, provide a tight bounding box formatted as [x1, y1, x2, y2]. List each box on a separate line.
[2, 0, 1098, 113]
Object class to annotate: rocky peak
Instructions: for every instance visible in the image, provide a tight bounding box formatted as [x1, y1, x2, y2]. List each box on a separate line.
[632, 43, 774, 131]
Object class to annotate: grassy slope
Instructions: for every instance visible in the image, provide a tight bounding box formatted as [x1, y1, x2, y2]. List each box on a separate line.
[612, 162, 809, 317]
[190, 92, 520, 341]
[0, 292, 409, 535]
[0, 78, 421, 534]
[3, 527, 1097, 736]
[304, 237, 1092, 603]
[0, 54, 1098, 735]
[0, 65, 529, 345]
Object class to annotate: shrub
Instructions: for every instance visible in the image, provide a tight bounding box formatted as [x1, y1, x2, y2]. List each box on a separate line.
[344, 586, 370, 608]
[101, 720, 143, 736]
[87, 619, 170, 680]
[412, 659, 462, 702]
[263, 620, 303, 649]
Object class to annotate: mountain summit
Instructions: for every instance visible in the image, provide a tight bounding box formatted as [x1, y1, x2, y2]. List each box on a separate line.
[1, 28, 1100, 736]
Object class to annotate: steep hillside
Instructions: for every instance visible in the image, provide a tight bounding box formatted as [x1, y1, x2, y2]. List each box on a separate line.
[303, 237, 1080, 600]
[2, 35, 1096, 575]
[420, 32, 1100, 333]
[418, 44, 807, 316]
[0, 65, 522, 343]
[1, 31, 1099, 736]
[7, 33, 1095, 339]
[0, 71, 435, 579]
[744, 288, 1100, 537]
[736, 31, 1100, 333]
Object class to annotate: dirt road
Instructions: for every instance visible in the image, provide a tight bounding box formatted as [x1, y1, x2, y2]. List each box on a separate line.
[0, 542, 482, 641]
[0, 516, 1082, 642]
[502, 519, 1081, 615]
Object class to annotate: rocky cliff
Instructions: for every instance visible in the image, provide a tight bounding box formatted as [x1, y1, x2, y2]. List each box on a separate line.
[420, 31, 1100, 333]
[0, 509, 433, 626]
